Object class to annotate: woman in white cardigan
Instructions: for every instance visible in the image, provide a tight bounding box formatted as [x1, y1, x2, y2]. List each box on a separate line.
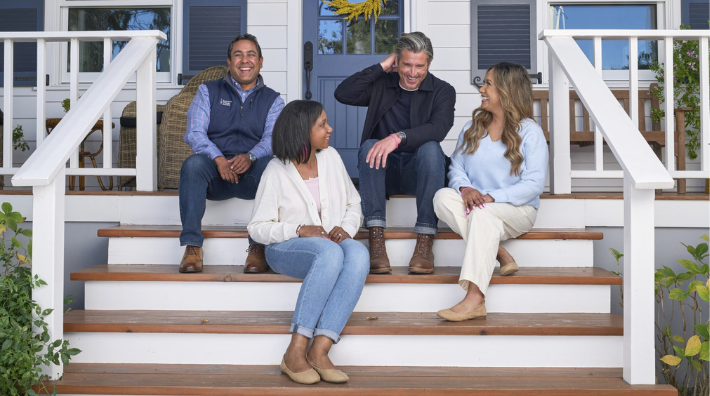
[248, 100, 368, 385]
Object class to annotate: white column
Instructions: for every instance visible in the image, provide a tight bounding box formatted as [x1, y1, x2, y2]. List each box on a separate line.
[699, 37, 709, 171]
[628, 38, 639, 129]
[36, 39, 46, 147]
[69, 38, 79, 169]
[103, 38, 113, 169]
[663, 37, 675, 171]
[593, 37, 603, 171]
[4, 39, 13, 169]
[549, 51, 571, 194]
[622, 177, 656, 384]
[135, 41, 157, 191]
[31, 167, 66, 380]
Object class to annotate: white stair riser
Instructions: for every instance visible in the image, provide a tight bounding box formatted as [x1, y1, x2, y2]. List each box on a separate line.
[107, 238, 594, 267]
[116, 197, 587, 229]
[65, 333, 623, 367]
[85, 282, 611, 313]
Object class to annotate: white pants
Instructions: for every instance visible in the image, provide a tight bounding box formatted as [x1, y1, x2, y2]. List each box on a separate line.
[433, 188, 537, 295]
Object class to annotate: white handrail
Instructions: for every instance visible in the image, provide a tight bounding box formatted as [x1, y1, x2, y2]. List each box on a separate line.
[12, 36, 162, 187]
[540, 29, 710, 40]
[0, 31, 169, 41]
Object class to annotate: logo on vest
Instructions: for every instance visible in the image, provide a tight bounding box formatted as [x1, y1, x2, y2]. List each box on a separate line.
[220, 99, 232, 107]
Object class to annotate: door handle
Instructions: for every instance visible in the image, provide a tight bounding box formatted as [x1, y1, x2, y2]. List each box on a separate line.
[304, 41, 313, 100]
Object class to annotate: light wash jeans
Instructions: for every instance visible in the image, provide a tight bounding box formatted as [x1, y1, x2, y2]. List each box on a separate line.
[265, 237, 369, 343]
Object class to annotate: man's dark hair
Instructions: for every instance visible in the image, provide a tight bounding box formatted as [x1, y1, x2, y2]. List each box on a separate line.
[272, 100, 324, 164]
[227, 33, 262, 59]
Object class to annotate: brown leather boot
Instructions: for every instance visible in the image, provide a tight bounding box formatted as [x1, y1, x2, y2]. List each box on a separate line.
[408, 234, 435, 274]
[368, 227, 391, 274]
[179, 246, 203, 273]
[244, 244, 269, 273]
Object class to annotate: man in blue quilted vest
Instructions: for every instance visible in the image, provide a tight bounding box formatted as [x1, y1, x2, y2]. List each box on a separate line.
[179, 33, 284, 274]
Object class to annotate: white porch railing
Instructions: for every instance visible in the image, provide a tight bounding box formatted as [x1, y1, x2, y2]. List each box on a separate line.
[541, 29, 709, 385]
[2, 31, 165, 379]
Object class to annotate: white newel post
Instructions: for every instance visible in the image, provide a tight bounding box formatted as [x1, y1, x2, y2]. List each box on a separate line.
[31, 168, 66, 380]
[135, 41, 157, 191]
[549, 52, 571, 194]
[622, 177, 656, 384]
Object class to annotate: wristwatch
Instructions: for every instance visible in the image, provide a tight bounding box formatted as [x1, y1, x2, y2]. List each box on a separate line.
[396, 131, 407, 146]
[248, 152, 257, 163]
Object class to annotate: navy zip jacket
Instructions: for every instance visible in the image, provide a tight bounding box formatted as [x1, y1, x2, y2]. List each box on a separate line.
[334, 63, 456, 153]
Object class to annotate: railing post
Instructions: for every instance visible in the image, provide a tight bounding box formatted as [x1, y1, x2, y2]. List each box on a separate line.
[699, 37, 709, 172]
[4, 39, 14, 169]
[593, 37, 603, 171]
[135, 41, 157, 191]
[31, 167, 66, 380]
[622, 177, 655, 384]
[663, 37, 675, 173]
[549, 51, 571, 194]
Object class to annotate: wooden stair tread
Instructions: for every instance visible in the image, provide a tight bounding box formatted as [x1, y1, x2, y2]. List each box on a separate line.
[39, 363, 677, 395]
[98, 225, 603, 240]
[71, 264, 622, 285]
[64, 310, 623, 336]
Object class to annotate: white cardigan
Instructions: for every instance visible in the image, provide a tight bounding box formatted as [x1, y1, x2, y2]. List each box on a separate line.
[247, 147, 363, 245]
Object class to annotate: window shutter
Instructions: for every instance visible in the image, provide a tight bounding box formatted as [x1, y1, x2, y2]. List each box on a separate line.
[470, 0, 536, 85]
[0, 0, 44, 87]
[182, 0, 247, 82]
[682, 0, 709, 30]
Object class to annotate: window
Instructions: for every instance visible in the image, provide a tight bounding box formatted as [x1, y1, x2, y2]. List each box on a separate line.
[0, 0, 44, 87]
[60, 0, 173, 83]
[317, 0, 402, 55]
[550, 4, 658, 71]
[470, 0, 537, 86]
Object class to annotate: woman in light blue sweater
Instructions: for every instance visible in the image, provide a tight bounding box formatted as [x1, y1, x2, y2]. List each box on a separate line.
[433, 62, 549, 321]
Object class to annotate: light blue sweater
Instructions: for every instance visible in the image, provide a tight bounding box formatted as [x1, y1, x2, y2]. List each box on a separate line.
[448, 118, 549, 209]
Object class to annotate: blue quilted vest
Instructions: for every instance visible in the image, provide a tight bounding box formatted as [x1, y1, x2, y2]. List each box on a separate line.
[204, 74, 280, 158]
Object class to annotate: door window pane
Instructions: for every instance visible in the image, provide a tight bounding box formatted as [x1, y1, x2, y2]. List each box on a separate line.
[381, 0, 399, 15]
[551, 5, 657, 70]
[375, 20, 398, 54]
[68, 8, 171, 72]
[347, 19, 370, 54]
[319, 20, 343, 54]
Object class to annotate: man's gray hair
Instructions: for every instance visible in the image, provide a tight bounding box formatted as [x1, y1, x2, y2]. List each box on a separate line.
[395, 32, 433, 64]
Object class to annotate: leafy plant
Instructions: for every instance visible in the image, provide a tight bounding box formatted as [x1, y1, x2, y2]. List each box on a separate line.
[11, 125, 30, 152]
[0, 203, 80, 395]
[609, 247, 624, 308]
[60, 99, 70, 114]
[650, 24, 709, 160]
[654, 235, 709, 395]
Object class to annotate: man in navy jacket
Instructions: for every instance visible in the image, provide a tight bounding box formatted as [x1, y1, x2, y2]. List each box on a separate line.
[179, 34, 284, 274]
[334, 32, 455, 275]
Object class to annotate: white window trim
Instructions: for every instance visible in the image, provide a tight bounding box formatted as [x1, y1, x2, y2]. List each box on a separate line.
[55, 0, 177, 85]
[539, 0, 669, 86]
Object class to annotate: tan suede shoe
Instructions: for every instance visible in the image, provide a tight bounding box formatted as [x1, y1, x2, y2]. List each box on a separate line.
[436, 302, 487, 322]
[280, 357, 320, 385]
[179, 246, 203, 273]
[500, 261, 519, 276]
[307, 357, 349, 383]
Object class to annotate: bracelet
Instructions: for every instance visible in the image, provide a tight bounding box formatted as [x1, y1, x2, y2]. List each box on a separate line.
[296, 224, 303, 237]
[460, 187, 473, 195]
[389, 134, 400, 148]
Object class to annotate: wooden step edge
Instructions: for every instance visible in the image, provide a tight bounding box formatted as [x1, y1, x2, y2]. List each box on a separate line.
[37, 364, 678, 396]
[63, 311, 623, 337]
[70, 265, 622, 285]
[97, 226, 604, 240]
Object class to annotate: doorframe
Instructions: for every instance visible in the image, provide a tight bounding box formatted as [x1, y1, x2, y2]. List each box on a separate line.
[290, 0, 413, 104]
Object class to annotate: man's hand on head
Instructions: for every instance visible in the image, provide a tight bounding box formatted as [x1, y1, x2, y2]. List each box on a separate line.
[365, 134, 401, 170]
[380, 53, 398, 72]
[215, 156, 238, 183]
[230, 153, 253, 175]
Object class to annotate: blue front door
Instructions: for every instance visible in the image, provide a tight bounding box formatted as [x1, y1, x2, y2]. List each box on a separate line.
[303, 0, 403, 176]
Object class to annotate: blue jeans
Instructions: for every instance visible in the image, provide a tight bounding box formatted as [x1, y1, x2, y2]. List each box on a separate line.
[358, 139, 446, 235]
[265, 238, 369, 343]
[179, 153, 272, 247]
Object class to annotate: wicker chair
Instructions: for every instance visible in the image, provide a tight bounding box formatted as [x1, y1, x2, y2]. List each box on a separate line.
[117, 102, 167, 189]
[118, 65, 228, 190]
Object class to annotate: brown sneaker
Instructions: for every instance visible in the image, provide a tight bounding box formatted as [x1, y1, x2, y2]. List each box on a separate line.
[244, 244, 269, 273]
[408, 234, 435, 274]
[368, 227, 391, 274]
[179, 245, 203, 273]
